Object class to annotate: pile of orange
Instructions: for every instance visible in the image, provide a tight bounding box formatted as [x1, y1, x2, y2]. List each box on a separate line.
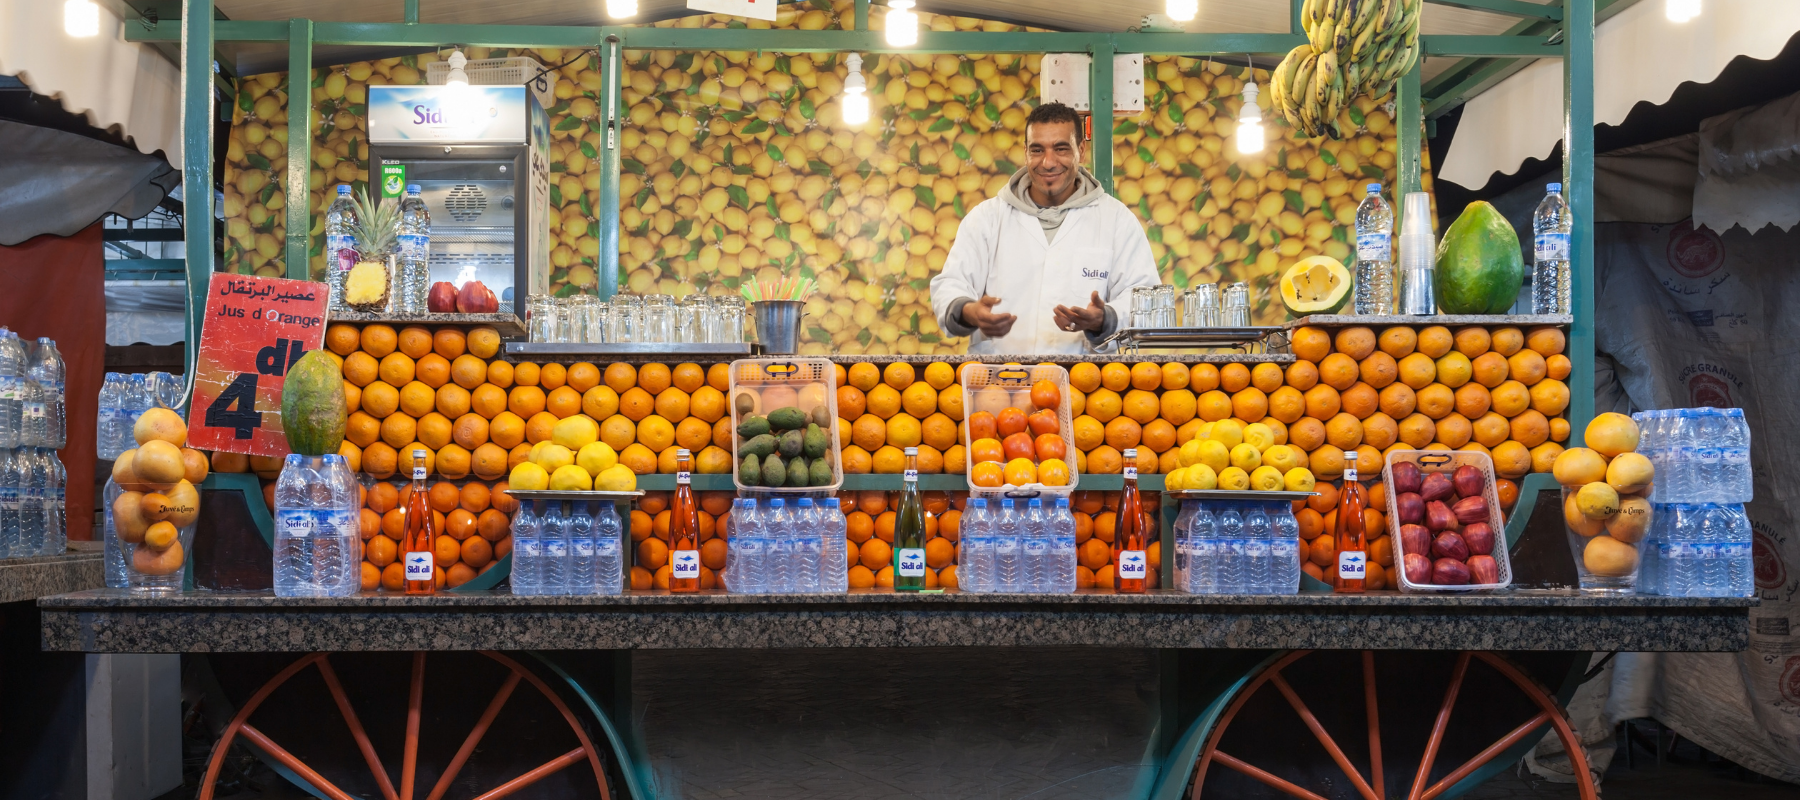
[358, 478, 517, 590]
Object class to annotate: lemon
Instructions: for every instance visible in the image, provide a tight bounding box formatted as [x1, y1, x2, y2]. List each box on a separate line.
[1262, 444, 1299, 473]
[1284, 467, 1317, 493]
[1195, 421, 1215, 442]
[1229, 442, 1263, 472]
[1178, 438, 1204, 468]
[577, 442, 619, 476]
[1185, 464, 1219, 491]
[552, 415, 600, 451]
[1195, 439, 1231, 473]
[549, 464, 593, 491]
[535, 443, 575, 472]
[1217, 466, 1250, 491]
[509, 462, 549, 491]
[1165, 466, 1188, 491]
[1242, 422, 1275, 452]
[1209, 419, 1244, 449]
[595, 464, 638, 492]
[1576, 481, 1620, 519]
[1249, 466, 1286, 491]
[528, 441, 551, 465]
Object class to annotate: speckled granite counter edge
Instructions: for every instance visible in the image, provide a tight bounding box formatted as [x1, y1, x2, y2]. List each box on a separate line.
[1, 553, 105, 605]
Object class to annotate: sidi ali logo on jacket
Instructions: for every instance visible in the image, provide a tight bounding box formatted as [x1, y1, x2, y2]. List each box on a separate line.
[1080, 268, 1109, 280]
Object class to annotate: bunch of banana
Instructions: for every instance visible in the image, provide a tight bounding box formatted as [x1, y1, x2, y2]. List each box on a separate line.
[1270, 0, 1420, 139]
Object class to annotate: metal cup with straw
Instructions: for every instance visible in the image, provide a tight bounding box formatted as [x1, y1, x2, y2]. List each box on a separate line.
[741, 276, 816, 354]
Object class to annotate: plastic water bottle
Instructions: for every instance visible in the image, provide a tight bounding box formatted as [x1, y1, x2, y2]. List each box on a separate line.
[1354, 183, 1395, 315]
[99, 478, 127, 586]
[1216, 504, 1244, 593]
[1661, 504, 1696, 596]
[1244, 502, 1272, 594]
[0, 449, 17, 557]
[0, 331, 24, 450]
[766, 498, 792, 592]
[1639, 504, 1669, 595]
[994, 498, 1022, 592]
[397, 185, 431, 313]
[1172, 501, 1196, 592]
[44, 451, 66, 556]
[1720, 409, 1751, 503]
[1189, 504, 1218, 593]
[1021, 498, 1049, 591]
[727, 498, 763, 594]
[566, 502, 597, 595]
[960, 498, 994, 592]
[509, 502, 543, 595]
[540, 502, 570, 595]
[595, 501, 624, 595]
[819, 498, 848, 593]
[1049, 497, 1077, 593]
[126, 374, 151, 435]
[19, 449, 46, 556]
[1723, 506, 1752, 598]
[274, 454, 356, 596]
[96, 374, 122, 459]
[793, 498, 821, 593]
[1272, 504, 1301, 594]
[27, 338, 65, 449]
[272, 455, 317, 595]
[1532, 183, 1572, 314]
[325, 185, 359, 311]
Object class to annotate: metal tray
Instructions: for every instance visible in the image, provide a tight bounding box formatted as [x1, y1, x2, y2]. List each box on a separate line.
[505, 342, 754, 358]
[1100, 326, 1283, 353]
[1164, 490, 1319, 502]
[503, 490, 645, 503]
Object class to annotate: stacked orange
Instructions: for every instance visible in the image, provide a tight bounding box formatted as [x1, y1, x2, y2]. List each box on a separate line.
[966, 375, 1069, 489]
[834, 361, 964, 476]
[359, 479, 516, 590]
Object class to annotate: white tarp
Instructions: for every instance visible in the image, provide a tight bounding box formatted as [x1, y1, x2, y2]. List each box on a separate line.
[1439, 0, 1800, 190]
[1693, 90, 1800, 234]
[0, 0, 183, 168]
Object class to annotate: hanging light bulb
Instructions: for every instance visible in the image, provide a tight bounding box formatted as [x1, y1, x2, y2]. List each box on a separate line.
[445, 49, 471, 88]
[64, 0, 99, 37]
[1665, 0, 1701, 22]
[1166, 0, 1199, 22]
[886, 0, 919, 48]
[606, 0, 638, 19]
[842, 53, 870, 126]
[1236, 80, 1265, 155]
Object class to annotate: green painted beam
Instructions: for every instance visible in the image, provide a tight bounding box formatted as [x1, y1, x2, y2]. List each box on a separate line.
[599, 35, 622, 300]
[1426, 0, 1562, 21]
[182, 0, 215, 390]
[854, 0, 868, 31]
[284, 19, 312, 281]
[1396, 57, 1423, 198]
[1291, 0, 1305, 33]
[1565, 0, 1595, 446]
[1424, 0, 1639, 118]
[1090, 42, 1115, 195]
[404, 0, 419, 24]
[1420, 35, 1560, 57]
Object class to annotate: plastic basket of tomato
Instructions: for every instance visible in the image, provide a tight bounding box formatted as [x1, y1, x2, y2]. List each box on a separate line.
[960, 363, 1075, 496]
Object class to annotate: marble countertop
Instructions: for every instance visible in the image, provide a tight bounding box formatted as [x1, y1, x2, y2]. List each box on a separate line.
[40, 588, 1751, 654]
[1, 552, 105, 604]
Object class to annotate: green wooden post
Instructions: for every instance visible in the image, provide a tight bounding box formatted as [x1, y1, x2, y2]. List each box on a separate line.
[182, 0, 215, 383]
[1291, 0, 1305, 33]
[1395, 57, 1424, 198]
[1565, 0, 1595, 446]
[598, 33, 623, 299]
[284, 19, 313, 280]
[853, 0, 868, 31]
[405, 0, 420, 24]
[1090, 42, 1115, 194]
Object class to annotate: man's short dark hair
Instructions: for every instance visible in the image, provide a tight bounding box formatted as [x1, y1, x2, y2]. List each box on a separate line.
[1025, 102, 1084, 141]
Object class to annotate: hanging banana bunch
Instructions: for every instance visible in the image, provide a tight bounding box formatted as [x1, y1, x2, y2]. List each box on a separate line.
[1269, 0, 1421, 139]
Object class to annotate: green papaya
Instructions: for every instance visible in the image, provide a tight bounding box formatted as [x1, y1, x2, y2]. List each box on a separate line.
[741, 433, 778, 458]
[809, 457, 832, 486]
[786, 456, 809, 487]
[767, 406, 807, 431]
[281, 350, 347, 456]
[761, 454, 786, 487]
[739, 454, 762, 486]
[737, 415, 770, 439]
[1435, 200, 1525, 314]
[802, 424, 827, 458]
[779, 429, 805, 458]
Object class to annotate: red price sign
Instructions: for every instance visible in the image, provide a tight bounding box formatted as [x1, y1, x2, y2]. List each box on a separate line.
[187, 273, 329, 457]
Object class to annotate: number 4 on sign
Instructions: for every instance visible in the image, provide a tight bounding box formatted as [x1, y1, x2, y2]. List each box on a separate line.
[206, 373, 263, 440]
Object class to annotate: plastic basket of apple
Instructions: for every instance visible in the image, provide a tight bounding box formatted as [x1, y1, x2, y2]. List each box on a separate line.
[961, 363, 1075, 496]
[1382, 449, 1512, 592]
[1552, 413, 1654, 593]
[1164, 418, 1318, 495]
[108, 408, 211, 592]
[505, 413, 642, 495]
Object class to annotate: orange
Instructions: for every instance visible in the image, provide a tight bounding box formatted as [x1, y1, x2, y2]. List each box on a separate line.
[1104, 417, 1142, 450]
[366, 535, 397, 567]
[604, 362, 638, 393]
[943, 444, 967, 474]
[503, 385, 544, 419]
[377, 351, 415, 387]
[380, 414, 418, 449]
[1087, 389, 1123, 422]
[1378, 326, 1418, 358]
[882, 362, 915, 391]
[508, 443, 533, 470]
[362, 443, 398, 478]
[512, 361, 540, 387]
[846, 362, 881, 391]
[638, 363, 672, 394]
[1507, 349, 1547, 386]
[538, 362, 567, 391]
[1526, 326, 1566, 356]
[1435, 352, 1472, 388]
[1230, 387, 1268, 421]
[434, 383, 471, 419]
[1130, 362, 1163, 391]
[866, 384, 902, 419]
[637, 415, 676, 452]
[1072, 415, 1105, 451]
[343, 381, 362, 414]
[999, 457, 1037, 488]
[565, 363, 601, 393]
[432, 328, 466, 360]
[1417, 326, 1454, 358]
[1453, 326, 1491, 358]
[489, 411, 527, 449]
[1188, 363, 1221, 393]
[1397, 352, 1436, 390]
[524, 411, 559, 444]
[938, 385, 965, 420]
[887, 414, 923, 448]
[1219, 363, 1251, 393]
[675, 417, 714, 452]
[359, 324, 398, 357]
[1100, 362, 1131, 392]
[390, 326, 429, 359]
[465, 383, 506, 419]
[852, 414, 887, 451]
[346, 411, 382, 448]
[1310, 444, 1346, 479]
[579, 385, 619, 420]
[1325, 412, 1363, 450]
[1268, 387, 1305, 424]
[1510, 409, 1551, 448]
[1340, 382, 1378, 419]
[619, 443, 657, 475]
[1160, 389, 1197, 425]
[1334, 326, 1377, 360]
[417, 412, 454, 450]
[1545, 354, 1572, 381]
[1284, 360, 1319, 391]
[872, 445, 907, 474]
[922, 413, 958, 450]
[1248, 362, 1284, 393]
[1116, 389, 1155, 424]
[653, 387, 690, 422]
[1490, 380, 1530, 417]
[326, 323, 362, 356]
[1148, 362, 1187, 392]
[415, 353, 451, 389]
[472, 360, 507, 390]
[1491, 440, 1532, 479]
[1361, 412, 1398, 450]
[1196, 390, 1233, 422]
[1453, 383, 1491, 419]
[1291, 326, 1332, 362]
[1085, 445, 1123, 475]
[470, 443, 507, 480]
[665, 362, 703, 393]
[841, 445, 872, 474]
[837, 385, 867, 419]
[1467, 352, 1508, 389]
[1436, 413, 1473, 448]
[1377, 383, 1416, 420]
[1472, 412, 1510, 448]
[1318, 353, 1359, 391]
[859, 538, 892, 570]
[619, 387, 655, 421]
[970, 460, 1004, 487]
[970, 437, 1005, 465]
[447, 354, 485, 390]
[689, 386, 725, 423]
[1350, 351, 1394, 388]
[1302, 384, 1341, 420]
[1416, 384, 1455, 419]
[1483, 326, 1522, 356]
[715, 417, 735, 450]
[902, 382, 938, 418]
[392, 381, 431, 418]
[1529, 378, 1569, 416]
[1031, 379, 1063, 410]
[1288, 417, 1326, 452]
[1068, 362, 1102, 393]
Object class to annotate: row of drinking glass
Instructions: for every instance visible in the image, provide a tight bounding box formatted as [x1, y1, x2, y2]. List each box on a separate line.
[527, 293, 747, 345]
[1129, 283, 1252, 329]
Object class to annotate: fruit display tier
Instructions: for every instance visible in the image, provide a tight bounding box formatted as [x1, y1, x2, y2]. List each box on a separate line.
[0, 551, 105, 604]
[328, 311, 526, 337]
[496, 350, 1299, 366]
[1283, 314, 1574, 330]
[41, 590, 1750, 654]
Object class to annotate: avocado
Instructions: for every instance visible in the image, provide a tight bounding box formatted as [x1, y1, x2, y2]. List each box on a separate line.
[786, 456, 809, 487]
[734, 391, 757, 416]
[741, 433, 778, 459]
[737, 415, 770, 439]
[802, 423, 827, 458]
[761, 454, 786, 487]
[810, 404, 831, 428]
[809, 457, 832, 486]
[739, 454, 762, 486]
[767, 406, 807, 431]
[779, 429, 805, 458]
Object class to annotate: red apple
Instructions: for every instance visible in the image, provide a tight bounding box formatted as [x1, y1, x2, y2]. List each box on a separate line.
[1396, 492, 1425, 525]
[1432, 532, 1470, 561]
[1432, 558, 1472, 585]
[1452, 495, 1489, 525]
[457, 281, 498, 313]
[1400, 524, 1432, 559]
[428, 282, 458, 312]
[1426, 500, 1456, 532]
[1461, 523, 1495, 556]
[1390, 462, 1423, 495]
[1420, 472, 1455, 502]
[1467, 555, 1500, 584]
[1453, 465, 1486, 499]
[1403, 553, 1434, 585]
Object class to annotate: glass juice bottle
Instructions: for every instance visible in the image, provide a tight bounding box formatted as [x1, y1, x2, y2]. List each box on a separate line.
[1334, 452, 1368, 593]
[670, 449, 700, 593]
[1114, 448, 1148, 593]
[893, 447, 927, 591]
[402, 449, 436, 595]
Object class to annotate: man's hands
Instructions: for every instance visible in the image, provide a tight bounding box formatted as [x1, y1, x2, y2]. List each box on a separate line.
[1053, 291, 1108, 334]
[960, 295, 1017, 338]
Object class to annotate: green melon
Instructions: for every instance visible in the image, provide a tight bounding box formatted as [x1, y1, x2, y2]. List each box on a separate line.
[1279, 256, 1354, 316]
[282, 349, 347, 456]
[1434, 201, 1525, 314]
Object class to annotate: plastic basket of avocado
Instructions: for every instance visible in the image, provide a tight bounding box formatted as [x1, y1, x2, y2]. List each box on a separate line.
[1279, 255, 1354, 316]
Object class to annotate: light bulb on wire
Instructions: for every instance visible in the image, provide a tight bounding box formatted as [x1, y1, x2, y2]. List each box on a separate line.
[886, 0, 919, 47]
[842, 53, 870, 126]
[1236, 80, 1265, 155]
[1166, 0, 1198, 22]
[607, 0, 638, 19]
[443, 49, 477, 121]
[445, 49, 471, 88]
[1665, 0, 1700, 22]
[64, 0, 99, 37]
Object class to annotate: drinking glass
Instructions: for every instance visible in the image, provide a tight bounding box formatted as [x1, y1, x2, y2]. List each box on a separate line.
[609, 294, 643, 343]
[677, 296, 705, 343]
[527, 295, 557, 343]
[553, 297, 578, 343]
[566, 295, 598, 343]
[1153, 285, 1179, 327]
[643, 295, 675, 343]
[587, 300, 610, 344]
[1185, 285, 1220, 327]
[1222, 283, 1251, 327]
[1131, 286, 1156, 328]
[720, 296, 746, 343]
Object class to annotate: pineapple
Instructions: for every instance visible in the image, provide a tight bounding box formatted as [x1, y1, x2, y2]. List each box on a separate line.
[343, 187, 400, 312]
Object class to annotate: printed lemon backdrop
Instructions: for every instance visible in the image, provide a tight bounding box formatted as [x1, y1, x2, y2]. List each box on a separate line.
[219, 0, 1433, 352]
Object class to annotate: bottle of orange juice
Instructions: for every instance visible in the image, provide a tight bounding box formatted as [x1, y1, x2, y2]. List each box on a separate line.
[1114, 448, 1148, 593]
[401, 449, 436, 595]
[670, 449, 700, 593]
[1334, 451, 1368, 593]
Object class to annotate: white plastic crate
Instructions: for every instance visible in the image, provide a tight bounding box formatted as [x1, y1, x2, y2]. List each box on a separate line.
[959, 362, 1077, 496]
[728, 358, 842, 494]
[1381, 449, 1513, 592]
[426, 56, 556, 109]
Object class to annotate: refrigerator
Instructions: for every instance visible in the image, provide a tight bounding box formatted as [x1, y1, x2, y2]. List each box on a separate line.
[367, 84, 551, 317]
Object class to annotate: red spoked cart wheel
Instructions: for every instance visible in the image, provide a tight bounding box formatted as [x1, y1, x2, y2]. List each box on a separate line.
[200, 651, 611, 800]
[1190, 650, 1595, 800]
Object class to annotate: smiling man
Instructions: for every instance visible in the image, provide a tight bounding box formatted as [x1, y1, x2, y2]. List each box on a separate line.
[929, 101, 1159, 354]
